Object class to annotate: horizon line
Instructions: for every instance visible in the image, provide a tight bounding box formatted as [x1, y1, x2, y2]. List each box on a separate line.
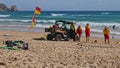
[9, 10, 120, 11]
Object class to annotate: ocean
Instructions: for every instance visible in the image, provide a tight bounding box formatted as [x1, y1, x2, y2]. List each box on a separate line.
[0, 11, 120, 39]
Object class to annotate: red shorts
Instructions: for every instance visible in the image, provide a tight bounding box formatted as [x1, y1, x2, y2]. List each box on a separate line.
[77, 34, 82, 37]
[86, 32, 90, 37]
[77, 32, 82, 36]
[104, 34, 109, 39]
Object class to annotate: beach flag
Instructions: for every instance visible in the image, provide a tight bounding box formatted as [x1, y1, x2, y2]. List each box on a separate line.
[30, 6, 41, 28]
[35, 6, 41, 15]
[30, 14, 36, 28]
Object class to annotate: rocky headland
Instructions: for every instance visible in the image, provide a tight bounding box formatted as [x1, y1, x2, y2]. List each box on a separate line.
[0, 4, 18, 11]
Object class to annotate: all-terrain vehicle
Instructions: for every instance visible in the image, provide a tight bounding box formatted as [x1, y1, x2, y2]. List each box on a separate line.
[45, 20, 79, 41]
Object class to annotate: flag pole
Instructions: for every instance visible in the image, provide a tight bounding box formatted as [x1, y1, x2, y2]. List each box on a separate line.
[30, 6, 41, 29]
[30, 10, 36, 29]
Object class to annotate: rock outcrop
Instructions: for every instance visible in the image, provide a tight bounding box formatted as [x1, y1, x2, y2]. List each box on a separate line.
[11, 5, 18, 11]
[0, 4, 9, 11]
[0, 4, 18, 11]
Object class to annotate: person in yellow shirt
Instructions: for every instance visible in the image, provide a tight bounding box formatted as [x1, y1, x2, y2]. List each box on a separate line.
[70, 22, 75, 31]
[103, 26, 110, 44]
[70, 21, 75, 39]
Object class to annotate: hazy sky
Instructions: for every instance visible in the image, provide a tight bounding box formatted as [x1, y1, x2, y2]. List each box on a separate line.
[0, 0, 120, 11]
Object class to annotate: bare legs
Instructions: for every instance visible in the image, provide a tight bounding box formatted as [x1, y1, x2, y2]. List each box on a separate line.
[86, 36, 89, 42]
[79, 36, 81, 42]
[104, 39, 110, 44]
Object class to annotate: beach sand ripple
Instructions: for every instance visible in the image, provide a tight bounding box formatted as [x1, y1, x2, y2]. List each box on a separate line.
[0, 30, 120, 68]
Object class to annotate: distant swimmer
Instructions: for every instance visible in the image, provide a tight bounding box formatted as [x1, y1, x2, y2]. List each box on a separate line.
[112, 25, 116, 30]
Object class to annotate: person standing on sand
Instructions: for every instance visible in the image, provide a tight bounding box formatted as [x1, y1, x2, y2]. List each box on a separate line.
[85, 23, 90, 42]
[77, 25, 82, 41]
[103, 26, 110, 44]
[70, 21, 75, 39]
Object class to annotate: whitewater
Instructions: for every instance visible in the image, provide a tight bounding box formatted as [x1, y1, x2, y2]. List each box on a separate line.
[0, 11, 120, 39]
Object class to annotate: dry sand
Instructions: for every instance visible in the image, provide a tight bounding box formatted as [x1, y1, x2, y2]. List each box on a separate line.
[0, 30, 120, 68]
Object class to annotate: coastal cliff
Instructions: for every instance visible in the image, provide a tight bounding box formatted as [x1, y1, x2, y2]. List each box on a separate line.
[0, 4, 18, 11]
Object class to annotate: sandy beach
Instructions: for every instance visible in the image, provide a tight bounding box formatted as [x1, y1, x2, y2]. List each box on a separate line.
[0, 30, 119, 68]
[1, 0, 120, 67]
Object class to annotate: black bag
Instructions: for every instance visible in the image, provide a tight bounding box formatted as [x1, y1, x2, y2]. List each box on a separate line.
[22, 43, 29, 50]
[5, 40, 14, 47]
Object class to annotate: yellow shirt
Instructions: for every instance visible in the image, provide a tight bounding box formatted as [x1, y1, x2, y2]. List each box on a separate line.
[103, 28, 110, 34]
[85, 25, 90, 30]
[70, 24, 75, 30]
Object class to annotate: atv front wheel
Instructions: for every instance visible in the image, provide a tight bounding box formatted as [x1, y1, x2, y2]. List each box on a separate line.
[47, 34, 53, 40]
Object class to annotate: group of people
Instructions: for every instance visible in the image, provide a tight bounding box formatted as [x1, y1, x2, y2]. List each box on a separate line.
[53, 21, 110, 44]
[73, 23, 90, 42]
[70, 22, 110, 44]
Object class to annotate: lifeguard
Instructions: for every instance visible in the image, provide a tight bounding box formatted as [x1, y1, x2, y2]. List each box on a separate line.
[77, 25, 82, 41]
[103, 26, 110, 44]
[85, 23, 90, 42]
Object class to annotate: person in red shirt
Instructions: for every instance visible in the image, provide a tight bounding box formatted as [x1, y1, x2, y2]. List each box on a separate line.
[77, 25, 82, 41]
[85, 23, 90, 42]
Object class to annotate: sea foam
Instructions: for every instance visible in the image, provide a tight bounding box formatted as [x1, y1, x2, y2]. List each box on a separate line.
[51, 13, 65, 17]
[0, 15, 10, 17]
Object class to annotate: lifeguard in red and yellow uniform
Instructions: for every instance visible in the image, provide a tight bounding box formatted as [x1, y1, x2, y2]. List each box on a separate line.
[77, 25, 82, 41]
[103, 26, 110, 44]
[85, 23, 90, 42]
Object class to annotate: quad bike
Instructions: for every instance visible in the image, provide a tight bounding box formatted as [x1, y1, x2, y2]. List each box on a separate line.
[45, 20, 79, 41]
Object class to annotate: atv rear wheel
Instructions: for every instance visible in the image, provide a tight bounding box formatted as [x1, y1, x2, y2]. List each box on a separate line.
[55, 34, 62, 41]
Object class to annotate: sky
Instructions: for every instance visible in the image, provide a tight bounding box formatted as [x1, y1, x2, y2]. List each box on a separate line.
[0, 0, 120, 11]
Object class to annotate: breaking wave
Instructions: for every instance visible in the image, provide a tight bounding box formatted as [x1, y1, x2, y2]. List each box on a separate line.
[51, 13, 65, 17]
[0, 15, 10, 17]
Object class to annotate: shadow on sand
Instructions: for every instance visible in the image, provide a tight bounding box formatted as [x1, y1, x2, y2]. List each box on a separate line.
[32, 38, 46, 41]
